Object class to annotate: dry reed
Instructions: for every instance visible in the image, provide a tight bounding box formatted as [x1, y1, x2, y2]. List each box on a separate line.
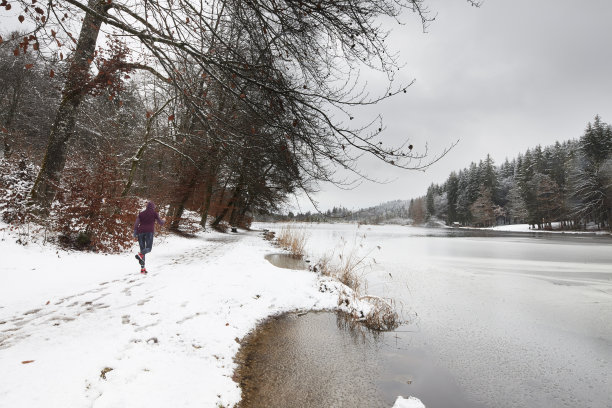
[311, 236, 401, 331]
[275, 224, 307, 257]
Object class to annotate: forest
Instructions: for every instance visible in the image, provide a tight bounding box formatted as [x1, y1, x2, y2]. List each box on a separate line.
[0, 0, 444, 251]
[408, 116, 612, 230]
[271, 116, 612, 231]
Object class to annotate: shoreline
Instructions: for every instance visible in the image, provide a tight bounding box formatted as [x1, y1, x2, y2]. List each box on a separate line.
[256, 220, 612, 236]
[0, 225, 345, 407]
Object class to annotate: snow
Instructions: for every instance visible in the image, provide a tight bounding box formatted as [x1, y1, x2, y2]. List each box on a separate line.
[392, 396, 426, 408]
[482, 223, 611, 234]
[0, 223, 416, 407]
[0, 226, 334, 407]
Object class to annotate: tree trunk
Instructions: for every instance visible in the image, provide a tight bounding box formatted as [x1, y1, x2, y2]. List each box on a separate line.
[1, 83, 23, 159]
[211, 185, 241, 228]
[199, 173, 216, 229]
[168, 171, 199, 231]
[30, 0, 106, 210]
[199, 152, 223, 229]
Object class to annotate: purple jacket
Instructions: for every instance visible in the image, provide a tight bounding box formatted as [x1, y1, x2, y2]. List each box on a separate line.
[134, 201, 165, 234]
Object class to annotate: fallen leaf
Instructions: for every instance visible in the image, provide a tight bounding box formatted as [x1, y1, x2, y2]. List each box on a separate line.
[21, 360, 35, 364]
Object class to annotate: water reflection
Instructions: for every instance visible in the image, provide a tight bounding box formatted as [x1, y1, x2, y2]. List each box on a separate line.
[264, 253, 309, 270]
[236, 312, 484, 408]
[252, 224, 612, 407]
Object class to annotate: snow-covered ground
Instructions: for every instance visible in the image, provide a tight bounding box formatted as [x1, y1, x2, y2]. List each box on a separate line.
[471, 222, 611, 234]
[488, 222, 610, 233]
[0, 224, 423, 407]
[0, 226, 340, 407]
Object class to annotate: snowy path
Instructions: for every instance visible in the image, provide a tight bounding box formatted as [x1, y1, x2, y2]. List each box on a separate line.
[0, 230, 339, 408]
[0, 234, 238, 350]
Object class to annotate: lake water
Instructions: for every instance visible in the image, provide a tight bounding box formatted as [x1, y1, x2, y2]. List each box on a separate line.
[249, 224, 612, 408]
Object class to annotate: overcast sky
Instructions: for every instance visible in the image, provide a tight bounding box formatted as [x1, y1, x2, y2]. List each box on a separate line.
[294, 0, 612, 212]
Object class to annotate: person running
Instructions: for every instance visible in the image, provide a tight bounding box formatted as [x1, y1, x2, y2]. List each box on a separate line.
[134, 201, 165, 274]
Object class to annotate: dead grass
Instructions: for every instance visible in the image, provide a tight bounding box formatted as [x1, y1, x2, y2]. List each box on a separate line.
[311, 235, 401, 331]
[310, 237, 368, 293]
[359, 295, 400, 331]
[275, 224, 307, 257]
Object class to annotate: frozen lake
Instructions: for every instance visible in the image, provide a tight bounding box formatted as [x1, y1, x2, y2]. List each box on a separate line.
[254, 223, 612, 408]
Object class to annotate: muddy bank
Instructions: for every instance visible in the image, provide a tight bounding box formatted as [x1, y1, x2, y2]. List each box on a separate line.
[234, 312, 484, 408]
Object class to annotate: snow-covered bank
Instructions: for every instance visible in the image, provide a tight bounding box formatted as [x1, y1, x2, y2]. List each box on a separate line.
[467, 222, 611, 235]
[0, 227, 347, 407]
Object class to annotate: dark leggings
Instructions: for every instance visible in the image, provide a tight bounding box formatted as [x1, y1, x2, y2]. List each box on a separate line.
[137, 232, 154, 263]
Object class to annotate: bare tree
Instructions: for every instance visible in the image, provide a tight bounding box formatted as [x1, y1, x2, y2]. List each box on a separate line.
[4, 0, 481, 217]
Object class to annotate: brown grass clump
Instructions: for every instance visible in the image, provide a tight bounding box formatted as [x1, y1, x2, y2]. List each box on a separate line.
[311, 241, 367, 293]
[360, 295, 400, 331]
[275, 224, 307, 257]
[312, 236, 401, 331]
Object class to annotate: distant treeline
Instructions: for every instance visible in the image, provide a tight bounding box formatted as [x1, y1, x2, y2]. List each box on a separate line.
[260, 116, 612, 231]
[410, 115, 612, 230]
[257, 200, 410, 224]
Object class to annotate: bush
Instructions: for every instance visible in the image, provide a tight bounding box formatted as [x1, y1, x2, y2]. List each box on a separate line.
[53, 153, 140, 252]
[212, 220, 230, 233]
[0, 157, 37, 225]
[1, 154, 142, 251]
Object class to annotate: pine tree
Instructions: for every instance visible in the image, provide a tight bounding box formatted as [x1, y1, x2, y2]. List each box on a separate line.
[446, 172, 459, 224]
[530, 173, 561, 228]
[570, 116, 612, 229]
[456, 170, 472, 224]
[470, 187, 495, 227]
[426, 184, 436, 219]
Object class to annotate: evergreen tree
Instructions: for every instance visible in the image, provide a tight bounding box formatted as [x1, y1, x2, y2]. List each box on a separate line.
[446, 172, 459, 224]
[426, 184, 436, 219]
[470, 187, 495, 227]
[530, 173, 561, 228]
[407, 115, 611, 230]
[571, 116, 612, 229]
[582, 115, 612, 166]
[456, 170, 472, 224]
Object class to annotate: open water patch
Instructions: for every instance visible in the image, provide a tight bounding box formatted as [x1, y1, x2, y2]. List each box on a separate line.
[235, 312, 486, 408]
[264, 253, 309, 270]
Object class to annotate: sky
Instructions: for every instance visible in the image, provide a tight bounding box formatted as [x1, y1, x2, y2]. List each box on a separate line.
[293, 0, 612, 212]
